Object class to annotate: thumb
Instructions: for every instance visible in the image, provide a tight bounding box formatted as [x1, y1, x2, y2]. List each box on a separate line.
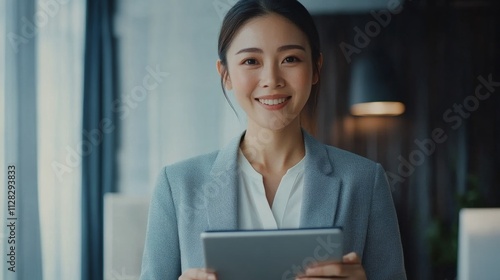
[342, 252, 361, 264]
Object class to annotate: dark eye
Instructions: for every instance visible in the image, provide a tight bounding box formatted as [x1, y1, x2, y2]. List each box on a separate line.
[243, 59, 258, 65]
[283, 56, 300, 63]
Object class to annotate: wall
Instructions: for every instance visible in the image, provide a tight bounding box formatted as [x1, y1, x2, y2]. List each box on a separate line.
[313, 2, 500, 278]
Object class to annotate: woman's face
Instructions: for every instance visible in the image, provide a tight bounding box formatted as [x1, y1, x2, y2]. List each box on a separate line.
[219, 13, 319, 131]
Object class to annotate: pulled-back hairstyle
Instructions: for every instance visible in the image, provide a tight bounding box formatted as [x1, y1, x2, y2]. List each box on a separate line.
[217, 0, 321, 121]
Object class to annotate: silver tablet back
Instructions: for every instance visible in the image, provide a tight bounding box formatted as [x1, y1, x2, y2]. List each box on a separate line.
[201, 228, 343, 280]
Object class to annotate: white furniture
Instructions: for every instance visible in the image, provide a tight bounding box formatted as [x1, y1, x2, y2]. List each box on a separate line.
[458, 208, 500, 280]
[104, 194, 150, 280]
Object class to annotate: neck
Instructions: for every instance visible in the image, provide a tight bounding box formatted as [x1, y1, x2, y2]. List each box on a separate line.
[240, 118, 305, 173]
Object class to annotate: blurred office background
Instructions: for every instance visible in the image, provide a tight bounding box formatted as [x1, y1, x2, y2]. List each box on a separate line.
[1, 0, 499, 279]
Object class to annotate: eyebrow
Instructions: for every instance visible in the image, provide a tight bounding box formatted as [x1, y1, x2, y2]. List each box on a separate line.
[235, 44, 306, 55]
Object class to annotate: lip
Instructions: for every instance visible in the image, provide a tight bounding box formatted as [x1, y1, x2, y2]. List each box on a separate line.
[255, 95, 291, 111]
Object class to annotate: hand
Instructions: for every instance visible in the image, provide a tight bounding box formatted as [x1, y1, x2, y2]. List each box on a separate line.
[296, 252, 366, 280]
[179, 268, 217, 280]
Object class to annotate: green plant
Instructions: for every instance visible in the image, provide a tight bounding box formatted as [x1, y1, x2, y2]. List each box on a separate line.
[427, 174, 484, 268]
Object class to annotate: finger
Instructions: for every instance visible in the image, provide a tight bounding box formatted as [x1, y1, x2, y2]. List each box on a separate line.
[342, 252, 361, 264]
[181, 268, 217, 280]
[307, 259, 341, 268]
[305, 263, 345, 277]
[296, 277, 347, 280]
[304, 263, 364, 278]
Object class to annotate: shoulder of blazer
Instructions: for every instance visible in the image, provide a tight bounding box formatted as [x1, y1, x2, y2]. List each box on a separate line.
[160, 133, 242, 198]
[325, 144, 377, 168]
[305, 134, 381, 187]
[303, 131, 378, 172]
[163, 150, 219, 181]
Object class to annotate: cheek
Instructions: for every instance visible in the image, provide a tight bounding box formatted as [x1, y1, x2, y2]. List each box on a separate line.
[290, 67, 314, 91]
[231, 69, 259, 97]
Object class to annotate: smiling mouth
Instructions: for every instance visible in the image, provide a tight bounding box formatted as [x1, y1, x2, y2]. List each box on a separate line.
[256, 97, 291, 106]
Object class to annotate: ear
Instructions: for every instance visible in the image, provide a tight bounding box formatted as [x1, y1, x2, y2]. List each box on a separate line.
[216, 60, 232, 90]
[312, 53, 323, 85]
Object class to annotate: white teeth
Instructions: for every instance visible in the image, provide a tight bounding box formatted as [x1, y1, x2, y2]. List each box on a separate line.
[258, 97, 288, 105]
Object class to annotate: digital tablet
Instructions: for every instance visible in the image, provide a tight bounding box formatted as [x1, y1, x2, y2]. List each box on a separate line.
[201, 228, 343, 280]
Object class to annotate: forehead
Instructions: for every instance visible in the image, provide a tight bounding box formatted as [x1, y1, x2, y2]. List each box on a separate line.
[228, 13, 310, 53]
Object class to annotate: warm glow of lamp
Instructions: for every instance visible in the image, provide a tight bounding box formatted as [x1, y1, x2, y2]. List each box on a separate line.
[348, 52, 405, 117]
[350, 101, 405, 116]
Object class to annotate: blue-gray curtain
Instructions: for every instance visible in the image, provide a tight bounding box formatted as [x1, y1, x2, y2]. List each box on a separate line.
[81, 0, 116, 279]
[4, 0, 43, 279]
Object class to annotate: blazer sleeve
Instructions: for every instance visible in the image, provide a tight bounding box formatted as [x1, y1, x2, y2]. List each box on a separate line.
[140, 167, 182, 280]
[362, 164, 407, 280]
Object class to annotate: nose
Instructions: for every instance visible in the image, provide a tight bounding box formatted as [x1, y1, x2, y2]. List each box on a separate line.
[259, 63, 285, 89]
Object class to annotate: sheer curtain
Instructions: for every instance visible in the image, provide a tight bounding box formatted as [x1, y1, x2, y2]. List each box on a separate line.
[0, 0, 6, 275]
[3, 0, 43, 278]
[115, 0, 243, 195]
[37, 0, 86, 279]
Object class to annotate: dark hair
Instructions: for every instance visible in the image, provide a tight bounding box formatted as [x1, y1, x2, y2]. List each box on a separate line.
[217, 0, 321, 121]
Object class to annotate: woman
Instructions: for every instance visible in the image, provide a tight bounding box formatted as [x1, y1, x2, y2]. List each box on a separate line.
[140, 0, 406, 279]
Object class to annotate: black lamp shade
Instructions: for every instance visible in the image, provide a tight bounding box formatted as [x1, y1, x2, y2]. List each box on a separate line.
[349, 54, 405, 116]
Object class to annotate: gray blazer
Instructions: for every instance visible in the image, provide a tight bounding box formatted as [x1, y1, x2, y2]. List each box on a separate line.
[140, 131, 407, 280]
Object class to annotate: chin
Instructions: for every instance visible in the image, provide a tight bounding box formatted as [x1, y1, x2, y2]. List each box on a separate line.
[257, 118, 293, 131]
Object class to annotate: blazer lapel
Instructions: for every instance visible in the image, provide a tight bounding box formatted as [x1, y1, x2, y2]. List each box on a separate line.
[205, 130, 341, 230]
[206, 132, 243, 230]
[300, 131, 342, 228]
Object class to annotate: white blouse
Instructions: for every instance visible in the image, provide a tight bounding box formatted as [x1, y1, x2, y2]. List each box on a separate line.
[237, 149, 305, 230]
